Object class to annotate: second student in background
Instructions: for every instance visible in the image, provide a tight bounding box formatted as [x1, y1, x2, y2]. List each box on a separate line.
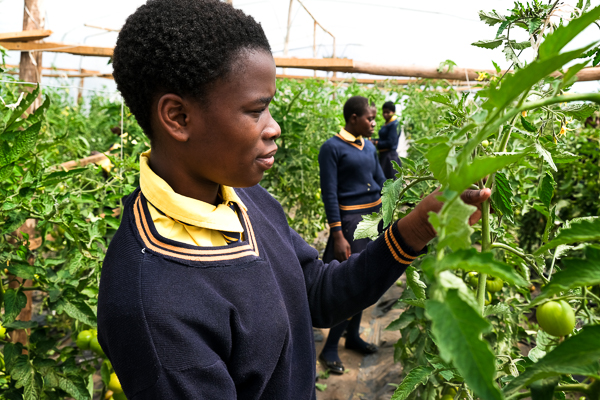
[371, 101, 401, 179]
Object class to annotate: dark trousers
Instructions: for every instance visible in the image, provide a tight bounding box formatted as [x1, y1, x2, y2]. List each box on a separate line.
[320, 212, 375, 360]
[379, 150, 401, 180]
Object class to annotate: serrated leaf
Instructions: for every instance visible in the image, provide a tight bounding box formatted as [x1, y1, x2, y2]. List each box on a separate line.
[503, 44, 522, 67]
[491, 172, 514, 222]
[4, 86, 40, 131]
[449, 152, 527, 193]
[561, 61, 589, 88]
[406, 266, 427, 300]
[387, 312, 415, 331]
[58, 375, 91, 400]
[4, 320, 38, 330]
[9, 121, 41, 161]
[527, 18, 543, 35]
[3, 288, 28, 324]
[521, 115, 537, 132]
[55, 298, 97, 327]
[503, 325, 600, 393]
[381, 178, 403, 228]
[539, 172, 556, 209]
[478, 10, 505, 26]
[538, 5, 600, 61]
[510, 40, 532, 50]
[426, 143, 452, 185]
[562, 103, 597, 121]
[535, 217, 600, 254]
[390, 366, 434, 400]
[427, 290, 503, 400]
[428, 93, 452, 106]
[0, 162, 13, 181]
[530, 377, 560, 400]
[422, 248, 528, 287]
[354, 212, 382, 241]
[429, 197, 476, 252]
[10, 356, 42, 400]
[483, 303, 511, 317]
[3, 342, 23, 371]
[472, 38, 505, 49]
[535, 142, 557, 172]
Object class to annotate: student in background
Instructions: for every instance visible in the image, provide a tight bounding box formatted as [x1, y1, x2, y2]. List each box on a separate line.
[372, 101, 401, 179]
[317, 96, 387, 374]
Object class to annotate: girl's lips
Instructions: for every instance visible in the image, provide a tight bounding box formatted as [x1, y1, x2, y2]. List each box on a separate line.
[256, 155, 275, 169]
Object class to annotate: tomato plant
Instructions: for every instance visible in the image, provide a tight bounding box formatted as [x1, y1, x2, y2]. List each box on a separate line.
[356, 3, 600, 399]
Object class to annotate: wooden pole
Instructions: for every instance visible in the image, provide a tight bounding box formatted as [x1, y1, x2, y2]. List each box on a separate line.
[313, 21, 317, 77]
[19, 0, 45, 111]
[282, 0, 294, 75]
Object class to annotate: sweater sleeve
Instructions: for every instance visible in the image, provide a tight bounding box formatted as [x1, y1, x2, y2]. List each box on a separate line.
[373, 150, 387, 187]
[292, 221, 425, 328]
[318, 141, 342, 232]
[377, 122, 399, 150]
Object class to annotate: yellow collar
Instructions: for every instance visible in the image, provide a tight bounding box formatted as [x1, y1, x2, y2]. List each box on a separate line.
[385, 115, 398, 125]
[140, 150, 245, 233]
[338, 128, 363, 144]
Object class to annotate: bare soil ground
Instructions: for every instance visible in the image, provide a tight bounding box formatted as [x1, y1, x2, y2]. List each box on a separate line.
[314, 278, 406, 400]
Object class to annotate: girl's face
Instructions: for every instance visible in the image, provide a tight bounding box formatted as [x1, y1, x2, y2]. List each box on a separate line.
[382, 108, 394, 122]
[353, 107, 377, 138]
[155, 50, 281, 196]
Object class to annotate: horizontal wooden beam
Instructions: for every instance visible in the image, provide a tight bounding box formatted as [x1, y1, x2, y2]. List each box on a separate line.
[0, 41, 113, 57]
[5, 64, 101, 74]
[3, 70, 114, 79]
[0, 29, 53, 42]
[274, 57, 353, 69]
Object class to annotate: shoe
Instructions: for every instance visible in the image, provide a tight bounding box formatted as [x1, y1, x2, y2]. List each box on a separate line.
[345, 341, 378, 355]
[318, 353, 345, 375]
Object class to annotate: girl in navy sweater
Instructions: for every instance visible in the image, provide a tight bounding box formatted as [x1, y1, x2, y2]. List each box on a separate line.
[97, 1, 491, 398]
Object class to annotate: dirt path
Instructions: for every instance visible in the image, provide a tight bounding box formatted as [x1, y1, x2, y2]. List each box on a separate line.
[315, 280, 406, 400]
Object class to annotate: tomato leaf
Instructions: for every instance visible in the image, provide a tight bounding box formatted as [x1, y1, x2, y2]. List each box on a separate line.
[405, 266, 427, 300]
[490, 172, 514, 222]
[535, 217, 600, 254]
[386, 312, 415, 331]
[503, 325, 600, 393]
[381, 178, 403, 228]
[54, 298, 97, 327]
[429, 196, 476, 252]
[4, 85, 40, 131]
[354, 212, 382, 241]
[472, 38, 505, 49]
[449, 152, 527, 193]
[539, 171, 556, 209]
[58, 375, 91, 400]
[3, 288, 28, 325]
[10, 356, 43, 400]
[426, 143, 452, 185]
[535, 142, 557, 172]
[521, 115, 537, 132]
[478, 10, 505, 26]
[562, 103, 597, 121]
[390, 366, 434, 400]
[426, 290, 503, 400]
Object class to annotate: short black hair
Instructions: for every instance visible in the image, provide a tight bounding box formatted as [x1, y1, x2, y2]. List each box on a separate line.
[382, 101, 396, 112]
[112, 0, 271, 138]
[343, 96, 369, 123]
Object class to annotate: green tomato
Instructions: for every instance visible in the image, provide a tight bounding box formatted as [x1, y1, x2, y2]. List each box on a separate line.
[446, 388, 458, 397]
[485, 291, 492, 306]
[536, 300, 576, 337]
[108, 373, 123, 394]
[441, 395, 454, 400]
[465, 272, 479, 287]
[481, 140, 490, 148]
[90, 336, 106, 357]
[486, 276, 504, 293]
[76, 330, 94, 350]
[0, 323, 6, 340]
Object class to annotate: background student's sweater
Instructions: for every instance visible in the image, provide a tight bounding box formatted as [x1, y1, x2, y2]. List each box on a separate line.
[318, 136, 386, 231]
[97, 185, 419, 400]
[376, 119, 400, 152]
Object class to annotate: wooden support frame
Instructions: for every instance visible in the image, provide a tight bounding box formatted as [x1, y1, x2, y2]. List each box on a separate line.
[0, 41, 113, 57]
[0, 29, 52, 42]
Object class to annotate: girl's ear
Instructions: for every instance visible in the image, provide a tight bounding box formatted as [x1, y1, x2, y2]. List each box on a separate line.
[156, 94, 190, 142]
[349, 113, 358, 125]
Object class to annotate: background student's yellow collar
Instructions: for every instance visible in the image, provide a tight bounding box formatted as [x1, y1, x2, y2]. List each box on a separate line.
[385, 115, 398, 125]
[338, 128, 363, 143]
[139, 151, 245, 233]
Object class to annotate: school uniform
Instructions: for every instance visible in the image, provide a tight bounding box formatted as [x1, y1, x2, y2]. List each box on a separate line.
[317, 129, 390, 366]
[375, 115, 402, 179]
[97, 151, 421, 399]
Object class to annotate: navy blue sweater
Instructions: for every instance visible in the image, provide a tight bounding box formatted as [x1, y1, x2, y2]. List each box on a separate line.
[377, 119, 400, 152]
[319, 134, 386, 231]
[97, 185, 419, 399]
